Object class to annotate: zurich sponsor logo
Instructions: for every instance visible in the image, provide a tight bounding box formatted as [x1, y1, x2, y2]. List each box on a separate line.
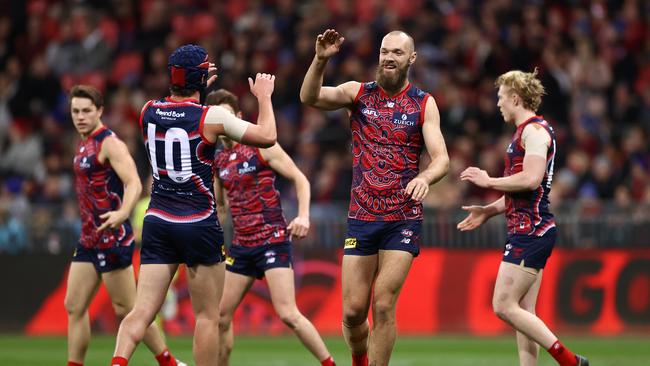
[392, 112, 416, 126]
[79, 156, 91, 169]
[362, 108, 379, 118]
[155, 108, 186, 119]
[238, 161, 256, 174]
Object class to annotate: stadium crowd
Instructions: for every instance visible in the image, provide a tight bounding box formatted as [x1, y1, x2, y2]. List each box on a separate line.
[0, 0, 648, 252]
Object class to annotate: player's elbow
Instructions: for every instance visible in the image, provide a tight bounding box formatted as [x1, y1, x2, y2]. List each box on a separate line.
[440, 156, 450, 176]
[243, 131, 276, 148]
[134, 180, 143, 196]
[127, 178, 142, 197]
[299, 90, 316, 106]
[257, 135, 277, 148]
[524, 175, 543, 190]
[295, 176, 310, 196]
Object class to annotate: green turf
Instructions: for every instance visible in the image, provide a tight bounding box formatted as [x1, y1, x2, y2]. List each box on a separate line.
[0, 334, 647, 365]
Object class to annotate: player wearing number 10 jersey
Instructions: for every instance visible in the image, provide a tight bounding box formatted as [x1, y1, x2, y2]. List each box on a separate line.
[111, 44, 278, 366]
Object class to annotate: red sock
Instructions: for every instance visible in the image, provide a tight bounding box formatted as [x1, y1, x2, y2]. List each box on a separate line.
[321, 356, 336, 366]
[155, 349, 177, 366]
[352, 352, 368, 366]
[547, 340, 577, 366]
[110, 356, 128, 366]
[68, 362, 83, 366]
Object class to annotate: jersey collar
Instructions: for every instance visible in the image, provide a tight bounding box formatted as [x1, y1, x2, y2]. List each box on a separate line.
[378, 82, 411, 99]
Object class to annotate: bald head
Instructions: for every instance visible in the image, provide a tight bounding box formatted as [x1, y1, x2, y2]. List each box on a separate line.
[382, 31, 415, 54]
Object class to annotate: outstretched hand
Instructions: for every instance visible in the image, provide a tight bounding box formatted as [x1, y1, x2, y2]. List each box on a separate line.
[315, 29, 345, 60]
[248, 73, 275, 99]
[456, 205, 489, 231]
[460, 167, 491, 188]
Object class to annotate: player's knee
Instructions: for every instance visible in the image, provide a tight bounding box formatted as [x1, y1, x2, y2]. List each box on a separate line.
[372, 298, 396, 323]
[218, 314, 232, 331]
[196, 308, 220, 327]
[277, 310, 302, 329]
[492, 299, 513, 322]
[64, 296, 84, 317]
[342, 306, 368, 327]
[112, 301, 133, 318]
[519, 300, 536, 314]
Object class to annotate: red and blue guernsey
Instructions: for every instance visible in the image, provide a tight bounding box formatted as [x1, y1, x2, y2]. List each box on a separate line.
[73, 126, 134, 249]
[349, 81, 429, 221]
[214, 143, 288, 247]
[504, 116, 557, 236]
[140, 97, 217, 225]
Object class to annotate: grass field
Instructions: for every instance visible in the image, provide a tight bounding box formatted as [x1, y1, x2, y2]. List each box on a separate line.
[1, 335, 648, 365]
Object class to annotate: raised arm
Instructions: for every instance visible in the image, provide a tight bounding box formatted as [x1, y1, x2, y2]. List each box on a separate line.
[300, 29, 360, 110]
[203, 73, 277, 147]
[461, 123, 550, 192]
[260, 144, 311, 239]
[404, 96, 450, 201]
[97, 136, 143, 232]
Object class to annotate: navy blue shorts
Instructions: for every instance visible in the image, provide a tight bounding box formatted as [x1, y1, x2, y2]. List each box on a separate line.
[503, 227, 557, 270]
[141, 219, 225, 267]
[72, 243, 134, 273]
[344, 219, 421, 257]
[226, 241, 292, 279]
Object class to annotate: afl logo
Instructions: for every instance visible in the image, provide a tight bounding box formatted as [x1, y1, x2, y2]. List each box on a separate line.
[362, 108, 379, 117]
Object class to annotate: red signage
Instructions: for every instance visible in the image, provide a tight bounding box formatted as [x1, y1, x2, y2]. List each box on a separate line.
[27, 249, 650, 335]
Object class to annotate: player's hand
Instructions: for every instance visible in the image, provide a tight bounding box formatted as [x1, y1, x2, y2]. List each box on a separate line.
[206, 62, 218, 88]
[460, 167, 491, 188]
[97, 210, 128, 232]
[405, 177, 429, 201]
[287, 216, 310, 239]
[248, 73, 275, 99]
[315, 29, 344, 60]
[457, 205, 489, 231]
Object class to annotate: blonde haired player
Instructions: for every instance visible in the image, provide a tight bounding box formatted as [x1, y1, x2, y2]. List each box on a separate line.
[458, 69, 588, 366]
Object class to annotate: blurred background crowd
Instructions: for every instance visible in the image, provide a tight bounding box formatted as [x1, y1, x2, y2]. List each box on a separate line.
[0, 0, 648, 253]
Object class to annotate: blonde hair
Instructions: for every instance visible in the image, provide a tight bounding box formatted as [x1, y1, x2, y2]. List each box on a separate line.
[495, 68, 545, 112]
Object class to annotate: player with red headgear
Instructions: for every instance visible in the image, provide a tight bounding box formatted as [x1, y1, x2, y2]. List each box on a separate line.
[110, 44, 278, 366]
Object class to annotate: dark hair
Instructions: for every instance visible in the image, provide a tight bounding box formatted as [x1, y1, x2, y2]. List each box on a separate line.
[169, 85, 198, 98]
[70, 85, 103, 109]
[205, 89, 240, 112]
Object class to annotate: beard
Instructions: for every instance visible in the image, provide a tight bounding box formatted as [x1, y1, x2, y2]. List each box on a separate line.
[376, 62, 409, 94]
